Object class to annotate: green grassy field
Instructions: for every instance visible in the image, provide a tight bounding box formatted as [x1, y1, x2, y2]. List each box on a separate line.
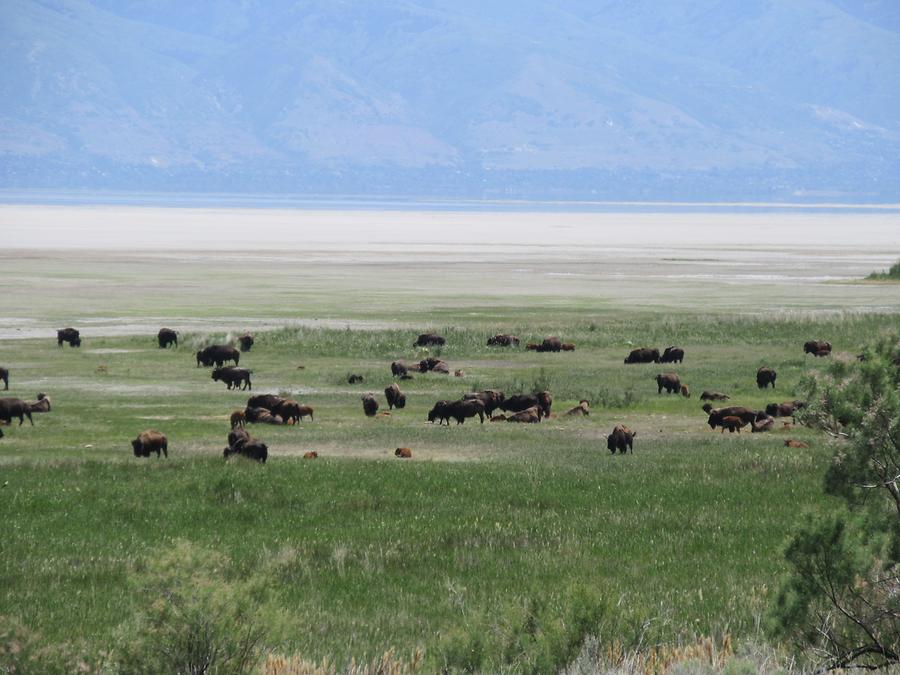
[1, 237, 899, 672]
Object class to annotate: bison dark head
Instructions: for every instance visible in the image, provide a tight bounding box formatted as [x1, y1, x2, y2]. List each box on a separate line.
[211, 368, 222, 381]
[606, 434, 616, 452]
[196, 351, 203, 366]
[131, 438, 143, 456]
[72, 337, 82, 347]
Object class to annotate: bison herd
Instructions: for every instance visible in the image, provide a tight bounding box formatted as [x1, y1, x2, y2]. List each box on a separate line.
[0, 328, 839, 461]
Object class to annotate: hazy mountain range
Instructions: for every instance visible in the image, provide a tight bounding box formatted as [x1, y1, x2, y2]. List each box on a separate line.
[2, 0, 899, 201]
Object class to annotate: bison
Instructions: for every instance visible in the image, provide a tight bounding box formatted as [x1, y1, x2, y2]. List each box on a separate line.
[680, 385, 691, 398]
[347, 374, 365, 384]
[536, 337, 562, 353]
[384, 383, 406, 410]
[446, 399, 485, 424]
[395, 447, 412, 458]
[607, 425, 636, 454]
[247, 394, 284, 411]
[244, 407, 283, 425]
[752, 415, 776, 432]
[506, 406, 541, 423]
[765, 401, 802, 418]
[132, 430, 168, 458]
[212, 367, 252, 390]
[224, 440, 267, 463]
[427, 400, 452, 425]
[804, 340, 832, 356]
[487, 334, 520, 347]
[525, 343, 540, 351]
[784, 439, 809, 449]
[720, 416, 749, 433]
[756, 367, 777, 389]
[705, 406, 758, 430]
[230, 410, 246, 429]
[463, 390, 506, 416]
[656, 373, 681, 395]
[700, 391, 730, 401]
[563, 400, 590, 416]
[28, 393, 51, 414]
[659, 346, 685, 364]
[271, 400, 313, 424]
[500, 391, 552, 418]
[303, 451, 318, 459]
[157, 328, 178, 349]
[391, 361, 410, 377]
[0, 398, 33, 426]
[560, 342, 576, 352]
[624, 347, 659, 364]
[419, 357, 450, 374]
[57, 327, 81, 347]
[0, 367, 8, 390]
[237, 334, 254, 352]
[362, 394, 379, 417]
[227, 428, 251, 449]
[196, 344, 240, 368]
[414, 333, 445, 347]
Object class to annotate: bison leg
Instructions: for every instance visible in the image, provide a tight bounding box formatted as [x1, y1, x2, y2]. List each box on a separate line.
[478, 412, 484, 424]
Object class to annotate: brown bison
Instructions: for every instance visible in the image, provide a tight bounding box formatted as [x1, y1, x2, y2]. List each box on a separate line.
[414, 333, 445, 347]
[212, 367, 252, 390]
[419, 357, 450, 374]
[27, 393, 51, 414]
[197, 344, 240, 367]
[395, 447, 412, 458]
[499, 391, 552, 418]
[247, 394, 284, 411]
[705, 405, 757, 430]
[659, 346, 685, 364]
[237, 333, 254, 352]
[303, 451, 318, 459]
[525, 343, 540, 351]
[444, 399, 485, 424]
[157, 328, 178, 349]
[224, 437, 267, 463]
[765, 401, 805, 418]
[0, 367, 7, 390]
[506, 406, 541, 423]
[756, 367, 777, 389]
[347, 373, 365, 384]
[57, 327, 81, 347]
[132, 430, 168, 458]
[700, 391, 729, 401]
[384, 383, 406, 410]
[228, 428, 250, 449]
[656, 373, 682, 395]
[624, 347, 659, 364]
[536, 337, 562, 353]
[362, 394, 379, 417]
[680, 385, 691, 398]
[271, 400, 314, 424]
[607, 425, 636, 454]
[427, 400, 452, 425]
[563, 400, 590, 416]
[784, 439, 809, 449]
[561, 343, 576, 352]
[0, 398, 33, 426]
[752, 415, 775, 432]
[243, 407, 283, 425]
[391, 361, 410, 377]
[463, 390, 506, 416]
[804, 340, 832, 356]
[487, 334, 520, 347]
[720, 416, 749, 433]
[230, 410, 246, 429]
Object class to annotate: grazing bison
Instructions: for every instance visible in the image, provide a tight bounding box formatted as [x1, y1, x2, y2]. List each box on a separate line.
[560, 342, 576, 352]
[506, 406, 541, 423]
[427, 400, 452, 425]
[756, 367, 777, 389]
[607, 425, 636, 454]
[362, 394, 379, 417]
[752, 415, 776, 432]
[536, 337, 562, 353]
[624, 347, 659, 364]
[391, 361, 410, 377]
[784, 439, 809, 449]
[720, 416, 749, 433]
[212, 367, 252, 390]
[659, 346, 685, 364]
[500, 392, 552, 418]
[446, 399, 485, 424]
[765, 401, 803, 418]
[230, 410, 246, 429]
[303, 451, 318, 459]
[414, 333, 446, 347]
[487, 334, 520, 347]
[247, 394, 284, 411]
[656, 373, 682, 395]
[384, 384, 406, 410]
[271, 400, 313, 424]
[224, 440, 268, 463]
[196, 345, 240, 368]
[463, 390, 506, 416]
[227, 428, 251, 449]
[563, 400, 590, 416]
[347, 374, 365, 384]
[57, 328, 81, 347]
[28, 393, 51, 414]
[237, 333, 254, 352]
[705, 406, 757, 430]
[700, 391, 730, 401]
[395, 447, 412, 458]
[0, 367, 7, 390]
[132, 430, 168, 458]
[804, 340, 832, 356]
[157, 328, 178, 349]
[0, 398, 33, 426]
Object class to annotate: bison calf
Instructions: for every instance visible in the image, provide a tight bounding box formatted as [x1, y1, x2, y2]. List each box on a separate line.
[395, 447, 412, 458]
[720, 416, 749, 433]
